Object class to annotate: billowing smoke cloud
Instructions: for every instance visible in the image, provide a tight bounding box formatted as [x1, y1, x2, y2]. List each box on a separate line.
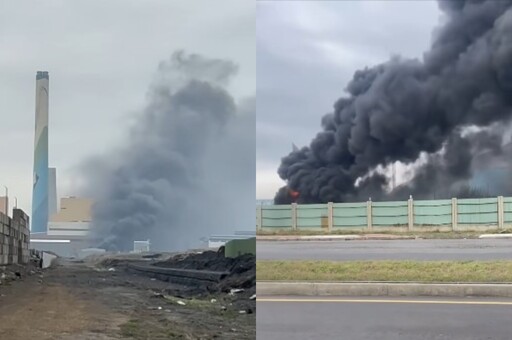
[275, 0, 512, 204]
[77, 51, 254, 251]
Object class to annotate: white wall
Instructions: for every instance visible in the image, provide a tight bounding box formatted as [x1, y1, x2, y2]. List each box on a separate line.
[47, 221, 90, 236]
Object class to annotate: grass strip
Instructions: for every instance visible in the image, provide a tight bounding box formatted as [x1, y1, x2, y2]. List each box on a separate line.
[257, 260, 512, 283]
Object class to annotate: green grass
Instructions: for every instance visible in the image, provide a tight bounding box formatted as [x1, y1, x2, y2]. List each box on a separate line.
[257, 260, 512, 283]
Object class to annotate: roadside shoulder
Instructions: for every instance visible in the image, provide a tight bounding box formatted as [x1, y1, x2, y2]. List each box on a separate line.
[257, 281, 512, 298]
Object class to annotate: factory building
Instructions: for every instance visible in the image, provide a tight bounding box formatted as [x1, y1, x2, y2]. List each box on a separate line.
[32, 71, 50, 233]
[48, 197, 92, 237]
[30, 71, 93, 257]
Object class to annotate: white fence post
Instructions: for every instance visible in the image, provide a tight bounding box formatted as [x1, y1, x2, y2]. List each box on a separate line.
[498, 196, 504, 229]
[451, 198, 458, 231]
[367, 199, 372, 231]
[408, 196, 414, 231]
[256, 206, 262, 230]
[327, 202, 333, 233]
[291, 203, 298, 231]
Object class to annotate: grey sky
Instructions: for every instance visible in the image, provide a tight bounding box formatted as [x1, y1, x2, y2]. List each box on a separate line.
[0, 0, 255, 214]
[256, 0, 441, 199]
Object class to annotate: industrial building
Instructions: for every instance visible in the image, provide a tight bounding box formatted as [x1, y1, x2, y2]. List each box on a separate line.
[30, 71, 93, 257]
[32, 71, 50, 234]
[207, 230, 256, 248]
[48, 197, 92, 237]
[27, 71, 255, 256]
[0, 196, 8, 215]
[256, 199, 274, 206]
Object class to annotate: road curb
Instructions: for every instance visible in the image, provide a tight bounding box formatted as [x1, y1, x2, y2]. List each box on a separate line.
[257, 234, 415, 241]
[257, 235, 361, 241]
[257, 281, 512, 298]
[479, 234, 512, 239]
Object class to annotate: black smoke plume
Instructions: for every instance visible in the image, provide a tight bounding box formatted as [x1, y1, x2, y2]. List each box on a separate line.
[275, 0, 512, 204]
[76, 51, 254, 251]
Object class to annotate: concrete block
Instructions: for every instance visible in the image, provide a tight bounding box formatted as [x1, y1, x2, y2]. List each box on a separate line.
[11, 221, 19, 232]
[0, 213, 7, 225]
[42, 252, 58, 269]
[13, 208, 28, 222]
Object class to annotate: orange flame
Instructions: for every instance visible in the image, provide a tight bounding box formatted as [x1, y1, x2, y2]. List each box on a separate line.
[289, 189, 300, 200]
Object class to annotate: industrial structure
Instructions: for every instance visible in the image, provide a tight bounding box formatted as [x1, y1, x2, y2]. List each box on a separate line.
[32, 71, 50, 233]
[27, 71, 254, 256]
[30, 71, 93, 257]
[207, 230, 256, 248]
[256, 199, 273, 206]
[0, 196, 8, 215]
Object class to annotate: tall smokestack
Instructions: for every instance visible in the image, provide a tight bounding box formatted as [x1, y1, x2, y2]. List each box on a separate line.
[31, 71, 49, 233]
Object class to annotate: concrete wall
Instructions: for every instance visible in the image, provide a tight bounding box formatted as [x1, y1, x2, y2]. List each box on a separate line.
[30, 238, 92, 258]
[0, 209, 30, 265]
[47, 222, 90, 236]
[257, 196, 512, 232]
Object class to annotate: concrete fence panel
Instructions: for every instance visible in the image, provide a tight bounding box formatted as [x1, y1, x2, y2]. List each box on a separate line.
[258, 196, 512, 232]
[503, 197, 512, 225]
[296, 204, 329, 230]
[332, 202, 367, 229]
[261, 205, 293, 229]
[371, 201, 408, 227]
[457, 197, 498, 226]
[414, 199, 452, 227]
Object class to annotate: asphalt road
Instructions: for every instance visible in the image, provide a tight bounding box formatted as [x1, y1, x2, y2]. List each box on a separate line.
[257, 296, 512, 340]
[257, 239, 512, 261]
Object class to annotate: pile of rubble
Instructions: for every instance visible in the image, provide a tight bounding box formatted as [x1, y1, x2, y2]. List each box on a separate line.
[0, 252, 44, 287]
[151, 248, 255, 313]
[153, 247, 255, 294]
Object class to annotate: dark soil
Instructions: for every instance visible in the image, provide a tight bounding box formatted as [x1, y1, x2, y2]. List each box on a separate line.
[0, 256, 255, 339]
[152, 249, 256, 312]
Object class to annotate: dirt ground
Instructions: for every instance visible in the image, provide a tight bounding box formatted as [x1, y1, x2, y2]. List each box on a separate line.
[0, 257, 255, 340]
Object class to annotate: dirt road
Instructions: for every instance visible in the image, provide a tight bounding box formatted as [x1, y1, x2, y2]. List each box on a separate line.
[0, 259, 255, 339]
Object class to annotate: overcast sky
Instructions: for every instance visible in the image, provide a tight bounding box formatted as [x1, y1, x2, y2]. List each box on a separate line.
[256, 0, 442, 199]
[0, 0, 255, 214]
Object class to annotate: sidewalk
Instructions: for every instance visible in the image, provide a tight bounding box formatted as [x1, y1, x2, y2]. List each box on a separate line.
[257, 234, 416, 241]
[479, 234, 512, 239]
[257, 281, 512, 298]
[258, 233, 512, 241]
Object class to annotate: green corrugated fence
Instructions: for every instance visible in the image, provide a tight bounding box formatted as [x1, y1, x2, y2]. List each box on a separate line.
[257, 196, 510, 231]
[414, 199, 452, 226]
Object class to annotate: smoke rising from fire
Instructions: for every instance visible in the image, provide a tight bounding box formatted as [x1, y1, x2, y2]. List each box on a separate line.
[77, 51, 255, 251]
[275, 0, 512, 204]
